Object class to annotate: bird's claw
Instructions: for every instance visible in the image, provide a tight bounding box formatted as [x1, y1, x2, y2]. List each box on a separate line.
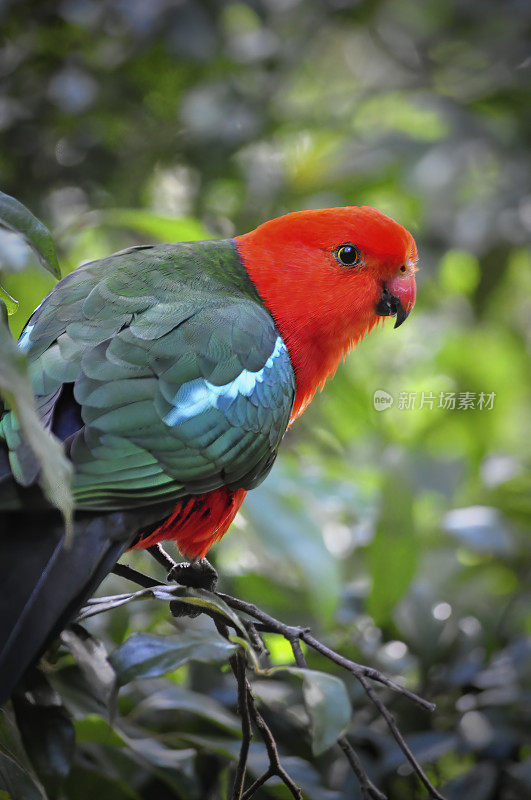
[167, 558, 218, 591]
[168, 558, 218, 619]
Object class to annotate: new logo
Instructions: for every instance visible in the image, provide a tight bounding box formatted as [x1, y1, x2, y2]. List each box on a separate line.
[373, 390, 394, 411]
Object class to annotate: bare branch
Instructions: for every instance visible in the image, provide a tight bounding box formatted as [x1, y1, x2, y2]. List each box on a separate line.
[218, 593, 434, 711]
[231, 651, 253, 800]
[338, 738, 387, 800]
[217, 592, 444, 799]
[112, 562, 158, 588]
[240, 768, 274, 800]
[220, 624, 301, 800]
[356, 673, 445, 800]
[103, 567, 445, 799]
[301, 630, 435, 712]
[288, 628, 387, 800]
[245, 684, 303, 800]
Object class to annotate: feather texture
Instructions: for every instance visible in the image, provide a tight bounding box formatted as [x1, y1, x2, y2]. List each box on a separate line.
[1, 239, 295, 510]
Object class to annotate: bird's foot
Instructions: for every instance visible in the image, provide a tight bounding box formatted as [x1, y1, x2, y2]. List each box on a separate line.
[168, 558, 218, 591]
[168, 558, 218, 619]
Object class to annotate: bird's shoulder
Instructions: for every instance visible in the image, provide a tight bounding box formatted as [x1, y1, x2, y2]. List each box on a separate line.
[18, 238, 263, 360]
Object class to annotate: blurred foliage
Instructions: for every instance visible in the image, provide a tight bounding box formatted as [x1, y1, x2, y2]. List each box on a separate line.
[0, 0, 530, 798]
[0, 191, 74, 532]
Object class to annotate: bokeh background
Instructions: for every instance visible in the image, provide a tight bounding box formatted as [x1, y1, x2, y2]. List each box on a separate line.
[1, 1, 530, 798]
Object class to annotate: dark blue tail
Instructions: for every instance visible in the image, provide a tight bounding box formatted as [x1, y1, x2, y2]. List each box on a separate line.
[0, 503, 172, 706]
[0, 510, 130, 705]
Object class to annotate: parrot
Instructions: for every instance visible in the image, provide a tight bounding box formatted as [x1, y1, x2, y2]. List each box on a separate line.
[0, 206, 417, 705]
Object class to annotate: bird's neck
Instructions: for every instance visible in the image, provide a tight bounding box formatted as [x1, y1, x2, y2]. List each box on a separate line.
[235, 235, 377, 422]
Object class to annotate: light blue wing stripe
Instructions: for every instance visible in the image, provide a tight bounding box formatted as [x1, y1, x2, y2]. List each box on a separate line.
[18, 323, 35, 353]
[163, 336, 288, 427]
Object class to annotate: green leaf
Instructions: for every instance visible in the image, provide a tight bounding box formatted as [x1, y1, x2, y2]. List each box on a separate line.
[0, 755, 47, 800]
[0, 192, 60, 277]
[100, 209, 211, 243]
[63, 765, 140, 800]
[12, 676, 75, 796]
[300, 670, 350, 755]
[264, 667, 350, 755]
[366, 475, 418, 627]
[80, 582, 244, 622]
[79, 585, 253, 648]
[61, 625, 117, 712]
[74, 716, 126, 747]
[0, 709, 48, 800]
[131, 686, 241, 734]
[0, 308, 73, 537]
[117, 733, 195, 772]
[74, 715, 197, 792]
[48, 665, 111, 720]
[109, 630, 237, 686]
[173, 733, 242, 761]
[0, 286, 18, 315]
[0, 270, 55, 339]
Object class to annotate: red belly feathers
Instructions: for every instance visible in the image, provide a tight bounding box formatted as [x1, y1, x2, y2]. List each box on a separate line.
[131, 487, 247, 559]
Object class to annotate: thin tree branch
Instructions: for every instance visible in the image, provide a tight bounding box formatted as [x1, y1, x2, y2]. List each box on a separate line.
[288, 630, 387, 800]
[241, 619, 268, 656]
[230, 651, 253, 800]
[148, 543, 177, 571]
[214, 619, 253, 800]
[216, 620, 301, 800]
[112, 562, 158, 588]
[105, 565, 445, 799]
[356, 672, 445, 800]
[301, 630, 435, 712]
[218, 593, 434, 711]
[216, 593, 444, 799]
[240, 769, 275, 800]
[287, 634, 306, 668]
[245, 684, 302, 800]
[338, 738, 387, 800]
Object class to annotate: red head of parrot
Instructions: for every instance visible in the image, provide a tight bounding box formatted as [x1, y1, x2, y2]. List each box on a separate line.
[235, 206, 417, 419]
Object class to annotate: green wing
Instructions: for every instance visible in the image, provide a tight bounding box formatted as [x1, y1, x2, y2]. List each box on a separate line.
[1, 241, 295, 510]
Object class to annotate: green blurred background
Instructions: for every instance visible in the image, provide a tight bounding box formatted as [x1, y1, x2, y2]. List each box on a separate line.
[0, 1, 530, 798]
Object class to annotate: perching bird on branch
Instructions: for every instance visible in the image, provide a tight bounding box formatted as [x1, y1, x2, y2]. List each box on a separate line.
[0, 206, 416, 704]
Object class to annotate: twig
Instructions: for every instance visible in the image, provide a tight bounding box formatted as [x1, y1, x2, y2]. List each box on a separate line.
[213, 618, 253, 799]
[216, 620, 302, 800]
[217, 592, 444, 799]
[106, 565, 444, 799]
[148, 543, 177, 571]
[338, 738, 387, 800]
[356, 673, 445, 800]
[241, 619, 268, 656]
[218, 593, 434, 711]
[288, 636, 306, 668]
[301, 630, 435, 712]
[244, 684, 302, 800]
[112, 562, 158, 588]
[289, 630, 387, 800]
[231, 651, 253, 800]
[240, 770, 275, 800]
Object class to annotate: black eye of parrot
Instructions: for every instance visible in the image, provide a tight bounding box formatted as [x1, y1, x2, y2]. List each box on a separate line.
[335, 244, 361, 266]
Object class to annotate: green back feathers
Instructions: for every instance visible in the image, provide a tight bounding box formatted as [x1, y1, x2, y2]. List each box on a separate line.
[1, 240, 295, 510]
